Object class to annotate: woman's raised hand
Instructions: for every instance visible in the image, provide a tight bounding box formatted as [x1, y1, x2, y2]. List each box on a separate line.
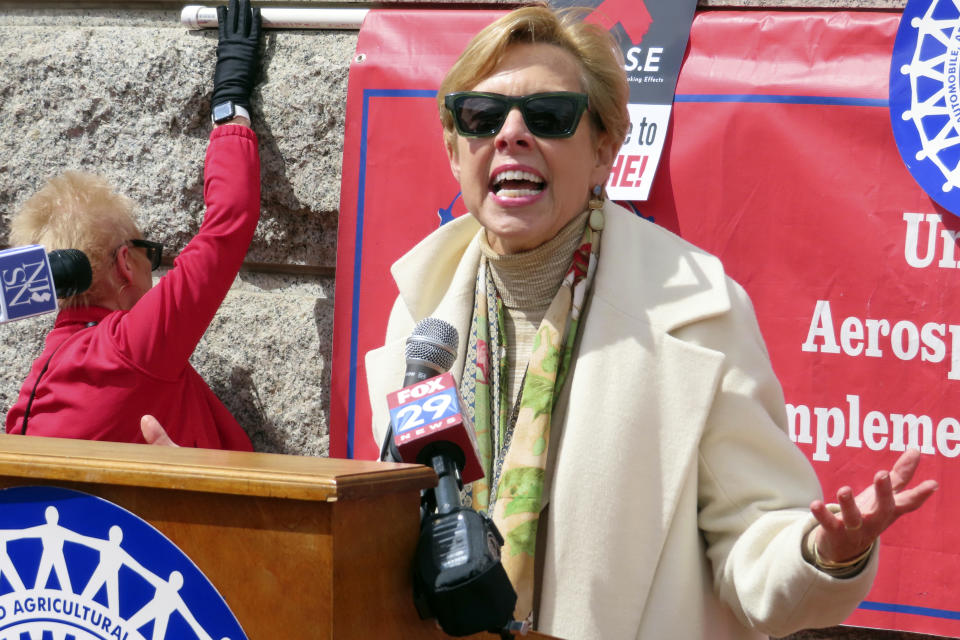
[809, 448, 938, 564]
[211, 0, 262, 124]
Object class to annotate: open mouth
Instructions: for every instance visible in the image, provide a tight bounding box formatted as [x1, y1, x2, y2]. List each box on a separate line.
[491, 170, 545, 197]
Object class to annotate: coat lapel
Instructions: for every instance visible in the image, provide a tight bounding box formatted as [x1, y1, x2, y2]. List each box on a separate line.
[365, 214, 482, 442]
[538, 203, 734, 634]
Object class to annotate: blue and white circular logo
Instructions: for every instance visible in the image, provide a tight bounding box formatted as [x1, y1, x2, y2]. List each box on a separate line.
[0, 486, 246, 640]
[890, 0, 960, 216]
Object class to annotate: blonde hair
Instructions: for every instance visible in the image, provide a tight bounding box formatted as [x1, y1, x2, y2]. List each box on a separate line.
[437, 5, 629, 150]
[8, 171, 140, 308]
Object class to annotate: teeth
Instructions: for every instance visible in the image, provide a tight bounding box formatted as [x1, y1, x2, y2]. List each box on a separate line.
[493, 170, 543, 185]
[497, 188, 541, 198]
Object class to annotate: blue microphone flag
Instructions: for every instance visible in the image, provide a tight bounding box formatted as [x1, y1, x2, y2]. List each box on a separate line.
[0, 244, 58, 323]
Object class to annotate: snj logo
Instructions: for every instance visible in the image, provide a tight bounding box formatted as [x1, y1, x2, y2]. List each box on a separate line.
[1, 260, 53, 307]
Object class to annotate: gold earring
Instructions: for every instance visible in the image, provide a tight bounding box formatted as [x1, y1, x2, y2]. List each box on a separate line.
[589, 184, 605, 231]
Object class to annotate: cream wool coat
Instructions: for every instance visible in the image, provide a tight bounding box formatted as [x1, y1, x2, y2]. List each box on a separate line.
[366, 202, 877, 640]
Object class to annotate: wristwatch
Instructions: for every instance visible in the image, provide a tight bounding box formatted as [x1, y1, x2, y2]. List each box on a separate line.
[211, 101, 250, 125]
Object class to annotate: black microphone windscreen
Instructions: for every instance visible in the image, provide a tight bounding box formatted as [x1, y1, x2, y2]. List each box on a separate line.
[48, 249, 93, 299]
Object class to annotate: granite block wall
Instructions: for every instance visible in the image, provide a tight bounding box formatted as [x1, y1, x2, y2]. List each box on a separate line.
[0, 2, 942, 639]
[0, 4, 351, 456]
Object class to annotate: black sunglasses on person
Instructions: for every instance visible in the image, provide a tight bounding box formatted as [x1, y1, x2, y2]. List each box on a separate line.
[129, 239, 164, 271]
[445, 91, 590, 138]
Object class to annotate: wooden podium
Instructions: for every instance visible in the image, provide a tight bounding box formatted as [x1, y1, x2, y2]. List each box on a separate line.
[0, 434, 559, 640]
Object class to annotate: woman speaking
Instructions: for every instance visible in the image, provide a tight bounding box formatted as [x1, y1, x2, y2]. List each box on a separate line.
[6, 0, 261, 450]
[365, 5, 938, 639]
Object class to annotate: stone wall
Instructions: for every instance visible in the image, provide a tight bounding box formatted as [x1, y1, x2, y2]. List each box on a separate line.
[0, 2, 941, 639]
[0, 3, 351, 455]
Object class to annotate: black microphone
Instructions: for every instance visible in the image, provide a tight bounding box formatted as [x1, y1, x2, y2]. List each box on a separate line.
[413, 457, 518, 637]
[48, 249, 93, 299]
[382, 317, 518, 637]
[1, 246, 93, 324]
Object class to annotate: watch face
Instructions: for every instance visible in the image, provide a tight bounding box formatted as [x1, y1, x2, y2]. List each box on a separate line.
[212, 102, 235, 123]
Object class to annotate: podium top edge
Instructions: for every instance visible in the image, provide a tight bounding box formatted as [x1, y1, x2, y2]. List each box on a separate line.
[0, 434, 436, 502]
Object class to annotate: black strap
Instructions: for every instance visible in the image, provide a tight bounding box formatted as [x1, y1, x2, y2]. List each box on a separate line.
[20, 321, 97, 436]
[21, 346, 62, 436]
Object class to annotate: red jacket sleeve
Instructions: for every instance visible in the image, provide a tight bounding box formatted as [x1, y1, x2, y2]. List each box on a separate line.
[106, 125, 261, 379]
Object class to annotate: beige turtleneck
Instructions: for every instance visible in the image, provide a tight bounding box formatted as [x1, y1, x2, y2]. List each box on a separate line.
[478, 210, 590, 408]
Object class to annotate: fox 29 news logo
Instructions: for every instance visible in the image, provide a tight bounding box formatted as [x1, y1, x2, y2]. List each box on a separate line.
[0, 486, 246, 640]
[890, 0, 960, 216]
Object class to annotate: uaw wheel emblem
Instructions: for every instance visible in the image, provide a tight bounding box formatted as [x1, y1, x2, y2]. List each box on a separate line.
[0, 486, 246, 640]
[890, 0, 960, 215]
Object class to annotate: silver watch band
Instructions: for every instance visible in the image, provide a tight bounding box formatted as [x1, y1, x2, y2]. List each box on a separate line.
[211, 103, 250, 124]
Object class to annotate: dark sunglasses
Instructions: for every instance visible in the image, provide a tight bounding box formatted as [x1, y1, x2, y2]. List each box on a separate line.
[444, 91, 589, 138]
[129, 238, 164, 271]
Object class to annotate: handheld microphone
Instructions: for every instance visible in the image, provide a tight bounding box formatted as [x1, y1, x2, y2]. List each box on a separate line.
[48, 249, 93, 299]
[384, 317, 518, 637]
[380, 317, 459, 463]
[413, 453, 518, 637]
[0, 245, 92, 324]
[402, 316, 459, 386]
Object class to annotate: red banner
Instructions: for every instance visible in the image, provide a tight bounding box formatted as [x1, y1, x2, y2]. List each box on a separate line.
[331, 9, 959, 635]
[332, 9, 504, 462]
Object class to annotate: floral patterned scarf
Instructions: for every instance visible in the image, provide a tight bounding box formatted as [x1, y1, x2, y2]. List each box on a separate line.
[460, 202, 603, 622]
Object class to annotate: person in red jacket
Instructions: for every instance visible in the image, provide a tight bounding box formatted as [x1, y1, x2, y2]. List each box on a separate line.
[5, 0, 262, 450]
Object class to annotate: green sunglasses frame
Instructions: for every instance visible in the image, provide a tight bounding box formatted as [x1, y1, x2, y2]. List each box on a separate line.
[444, 91, 590, 138]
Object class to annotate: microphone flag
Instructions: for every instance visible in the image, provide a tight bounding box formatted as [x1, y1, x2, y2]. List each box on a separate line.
[0, 245, 58, 323]
[387, 370, 484, 485]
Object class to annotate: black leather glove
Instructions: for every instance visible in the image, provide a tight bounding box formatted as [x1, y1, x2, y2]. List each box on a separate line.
[211, 0, 262, 113]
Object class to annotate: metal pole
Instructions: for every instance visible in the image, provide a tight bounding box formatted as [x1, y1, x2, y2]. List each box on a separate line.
[180, 5, 369, 30]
